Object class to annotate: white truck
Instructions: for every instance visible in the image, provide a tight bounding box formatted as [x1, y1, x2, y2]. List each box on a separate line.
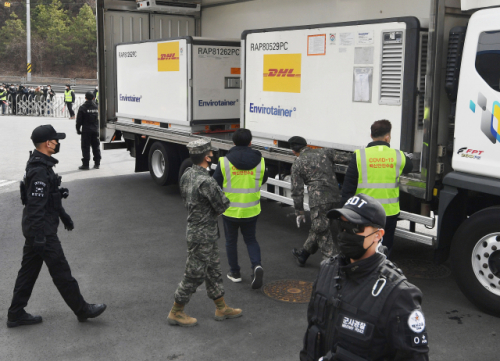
[97, 0, 500, 315]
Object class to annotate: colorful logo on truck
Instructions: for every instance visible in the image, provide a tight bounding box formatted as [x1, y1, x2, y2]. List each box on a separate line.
[263, 54, 301, 93]
[158, 42, 180, 72]
[470, 92, 500, 144]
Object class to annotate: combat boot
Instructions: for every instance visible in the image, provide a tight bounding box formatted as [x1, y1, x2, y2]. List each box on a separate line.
[292, 248, 310, 267]
[167, 302, 197, 327]
[213, 297, 242, 321]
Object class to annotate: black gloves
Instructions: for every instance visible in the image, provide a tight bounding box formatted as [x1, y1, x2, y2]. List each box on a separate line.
[59, 187, 69, 199]
[77, 130, 82, 135]
[60, 211, 74, 231]
[32, 236, 46, 255]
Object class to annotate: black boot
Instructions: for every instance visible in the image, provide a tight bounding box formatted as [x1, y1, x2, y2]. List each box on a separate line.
[292, 248, 310, 267]
[77, 303, 107, 322]
[7, 313, 43, 328]
[79, 165, 90, 170]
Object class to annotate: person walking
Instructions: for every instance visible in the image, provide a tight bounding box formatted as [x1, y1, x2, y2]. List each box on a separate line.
[289, 136, 351, 266]
[7, 125, 106, 328]
[341, 120, 413, 256]
[76, 92, 101, 170]
[168, 139, 242, 327]
[213, 128, 268, 289]
[64, 84, 76, 119]
[300, 194, 429, 360]
[0, 85, 7, 115]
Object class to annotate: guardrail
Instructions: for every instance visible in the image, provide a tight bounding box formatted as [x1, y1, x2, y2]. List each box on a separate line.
[3, 94, 87, 118]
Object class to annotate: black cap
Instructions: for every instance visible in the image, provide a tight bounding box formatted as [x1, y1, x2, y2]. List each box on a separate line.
[85, 91, 94, 100]
[66, 84, 71, 88]
[31, 125, 66, 144]
[288, 136, 307, 147]
[327, 193, 386, 228]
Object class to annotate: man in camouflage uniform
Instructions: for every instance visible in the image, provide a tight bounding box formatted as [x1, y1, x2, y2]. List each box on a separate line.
[168, 139, 243, 327]
[289, 136, 352, 266]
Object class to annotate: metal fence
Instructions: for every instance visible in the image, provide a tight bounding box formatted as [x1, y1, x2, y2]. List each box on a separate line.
[2, 94, 87, 118]
[0, 77, 98, 94]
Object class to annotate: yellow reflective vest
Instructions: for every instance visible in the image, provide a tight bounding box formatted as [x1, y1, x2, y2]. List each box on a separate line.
[220, 157, 265, 218]
[64, 89, 74, 102]
[355, 145, 406, 216]
[0, 90, 6, 101]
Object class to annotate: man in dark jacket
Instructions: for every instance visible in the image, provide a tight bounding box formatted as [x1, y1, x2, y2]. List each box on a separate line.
[7, 125, 106, 328]
[213, 128, 268, 289]
[341, 120, 413, 256]
[76, 92, 101, 170]
[300, 194, 429, 361]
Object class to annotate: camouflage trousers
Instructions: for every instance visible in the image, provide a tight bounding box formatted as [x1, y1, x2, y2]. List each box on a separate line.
[174, 241, 225, 305]
[303, 202, 338, 258]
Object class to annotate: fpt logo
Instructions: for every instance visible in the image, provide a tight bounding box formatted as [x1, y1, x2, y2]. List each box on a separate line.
[469, 93, 500, 144]
[457, 147, 484, 160]
[263, 54, 301, 93]
[158, 41, 180, 72]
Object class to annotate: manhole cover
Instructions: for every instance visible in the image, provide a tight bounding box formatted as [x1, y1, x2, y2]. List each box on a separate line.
[397, 259, 451, 279]
[263, 279, 313, 303]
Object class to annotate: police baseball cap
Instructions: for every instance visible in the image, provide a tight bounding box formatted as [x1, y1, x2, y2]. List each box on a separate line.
[186, 138, 217, 155]
[327, 193, 386, 228]
[288, 136, 307, 148]
[31, 125, 66, 144]
[85, 91, 94, 100]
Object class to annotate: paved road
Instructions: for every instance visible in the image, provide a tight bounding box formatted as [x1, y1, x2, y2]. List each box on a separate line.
[0, 117, 498, 360]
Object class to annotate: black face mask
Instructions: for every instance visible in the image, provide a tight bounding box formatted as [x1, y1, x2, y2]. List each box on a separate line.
[338, 232, 372, 260]
[206, 155, 214, 168]
[50, 141, 60, 154]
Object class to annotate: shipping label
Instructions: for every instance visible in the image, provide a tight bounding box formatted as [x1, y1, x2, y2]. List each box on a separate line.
[158, 42, 180, 72]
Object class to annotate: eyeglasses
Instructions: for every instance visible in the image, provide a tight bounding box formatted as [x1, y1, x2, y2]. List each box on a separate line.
[337, 220, 378, 235]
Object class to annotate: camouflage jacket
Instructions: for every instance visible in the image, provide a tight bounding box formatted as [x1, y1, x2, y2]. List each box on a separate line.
[291, 147, 351, 213]
[180, 164, 230, 243]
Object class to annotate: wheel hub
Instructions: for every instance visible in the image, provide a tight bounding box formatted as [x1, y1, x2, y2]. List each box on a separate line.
[151, 149, 165, 178]
[472, 233, 500, 296]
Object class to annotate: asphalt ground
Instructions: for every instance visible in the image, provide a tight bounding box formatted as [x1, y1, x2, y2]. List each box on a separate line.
[0, 117, 498, 360]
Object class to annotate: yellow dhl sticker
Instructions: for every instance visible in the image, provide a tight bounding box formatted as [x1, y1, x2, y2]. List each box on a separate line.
[158, 42, 180, 72]
[263, 53, 301, 93]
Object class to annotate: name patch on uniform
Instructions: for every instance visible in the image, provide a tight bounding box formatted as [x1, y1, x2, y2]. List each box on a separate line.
[411, 332, 429, 347]
[341, 317, 367, 334]
[31, 181, 46, 197]
[408, 310, 426, 333]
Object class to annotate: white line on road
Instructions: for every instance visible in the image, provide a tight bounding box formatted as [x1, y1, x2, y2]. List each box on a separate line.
[0, 180, 16, 187]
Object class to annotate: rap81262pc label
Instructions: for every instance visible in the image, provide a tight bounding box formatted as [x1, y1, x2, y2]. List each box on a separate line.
[198, 47, 240, 56]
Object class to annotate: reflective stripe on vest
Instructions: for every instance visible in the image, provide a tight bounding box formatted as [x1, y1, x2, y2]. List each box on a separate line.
[64, 90, 73, 102]
[0, 91, 6, 101]
[355, 146, 405, 216]
[220, 156, 265, 218]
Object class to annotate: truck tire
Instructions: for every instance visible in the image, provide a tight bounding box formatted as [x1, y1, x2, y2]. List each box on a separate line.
[450, 206, 500, 316]
[178, 158, 193, 184]
[148, 142, 171, 186]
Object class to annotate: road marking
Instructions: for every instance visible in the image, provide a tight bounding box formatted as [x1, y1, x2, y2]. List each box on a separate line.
[0, 180, 16, 187]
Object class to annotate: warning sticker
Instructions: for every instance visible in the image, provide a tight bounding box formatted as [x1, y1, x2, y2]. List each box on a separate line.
[158, 42, 180, 72]
[308, 34, 326, 55]
[263, 53, 301, 93]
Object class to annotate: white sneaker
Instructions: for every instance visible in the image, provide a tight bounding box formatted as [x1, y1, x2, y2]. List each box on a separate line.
[251, 266, 264, 289]
[227, 271, 242, 283]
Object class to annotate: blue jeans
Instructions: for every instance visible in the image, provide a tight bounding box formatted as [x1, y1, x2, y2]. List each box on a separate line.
[1, 101, 6, 114]
[223, 215, 261, 273]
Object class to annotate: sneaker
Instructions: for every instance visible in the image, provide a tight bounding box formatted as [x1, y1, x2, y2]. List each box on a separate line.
[227, 271, 242, 283]
[251, 265, 264, 289]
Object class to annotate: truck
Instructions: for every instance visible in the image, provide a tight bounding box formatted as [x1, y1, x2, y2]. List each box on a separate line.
[97, 0, 500, 316]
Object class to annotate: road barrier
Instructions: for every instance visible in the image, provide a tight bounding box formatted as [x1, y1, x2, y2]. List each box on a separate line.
[3, 94, 87, 118]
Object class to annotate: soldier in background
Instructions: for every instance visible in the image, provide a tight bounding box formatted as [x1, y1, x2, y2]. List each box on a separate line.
[289, 136, 351, 267]
[168, 139, 243, 327]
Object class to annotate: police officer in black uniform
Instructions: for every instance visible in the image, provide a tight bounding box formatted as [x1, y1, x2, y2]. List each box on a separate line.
[300, 193, 429, 361]
[76, 91, 101, 170]
[7, 125, 106, 328]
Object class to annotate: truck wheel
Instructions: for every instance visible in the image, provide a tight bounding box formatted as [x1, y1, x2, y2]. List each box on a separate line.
[178, 158, 193, 184]
[450, 207, 500, 316]
[148, 142, 170, 186]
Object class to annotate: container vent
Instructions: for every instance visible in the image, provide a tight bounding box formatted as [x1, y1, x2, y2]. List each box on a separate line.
[416, 32, 428, 126]
[379, 31, 405, 105]
[156, 1, 199, 8]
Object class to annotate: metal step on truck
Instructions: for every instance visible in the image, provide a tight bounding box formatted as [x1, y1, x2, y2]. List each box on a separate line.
[98, 0, 500, 316]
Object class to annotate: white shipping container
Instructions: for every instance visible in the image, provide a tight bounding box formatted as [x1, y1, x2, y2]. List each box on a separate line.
[115, 37, 241, 128]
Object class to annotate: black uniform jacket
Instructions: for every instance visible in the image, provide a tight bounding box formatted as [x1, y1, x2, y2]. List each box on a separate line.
[76, 100, 99, 133]
[213, 145, 268, 221]
[22, 150, 66, 239]
[303, 252, 429, 361]
[341, 141, 413, 207]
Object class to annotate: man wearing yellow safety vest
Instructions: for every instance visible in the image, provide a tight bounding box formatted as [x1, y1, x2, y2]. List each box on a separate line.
[341, 120, 413, 257]
[213, 128, 268, 289]
[64, 85, 76, 119]
[93, 86, 98, 104]
[0, 85, 7, 115]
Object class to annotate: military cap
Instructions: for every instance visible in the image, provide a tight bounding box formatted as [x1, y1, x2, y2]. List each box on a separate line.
[186, 138, 217, 155]
[288, 136, 307, 147]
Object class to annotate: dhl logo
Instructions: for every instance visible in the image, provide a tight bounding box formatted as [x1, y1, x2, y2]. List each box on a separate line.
[263, 69, 301, 78]
[158, 53, 179, 61]
[263, 54, 301, 93]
